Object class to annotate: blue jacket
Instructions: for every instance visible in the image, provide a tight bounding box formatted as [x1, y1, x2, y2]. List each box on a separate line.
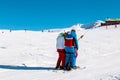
[65, 30, 78, 53]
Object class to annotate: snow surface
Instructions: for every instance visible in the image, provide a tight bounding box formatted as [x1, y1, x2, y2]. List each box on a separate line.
[81, 20, 105, 29]
[0, 25, 120, 80]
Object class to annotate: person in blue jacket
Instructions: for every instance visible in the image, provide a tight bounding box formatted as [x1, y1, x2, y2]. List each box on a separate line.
[64, 29, 79, 70]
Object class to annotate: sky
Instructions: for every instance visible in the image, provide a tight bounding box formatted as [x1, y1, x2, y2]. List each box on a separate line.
[0, 0, 120, 30]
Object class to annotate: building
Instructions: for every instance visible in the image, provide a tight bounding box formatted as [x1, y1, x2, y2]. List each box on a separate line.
[101, 18, 120, 26]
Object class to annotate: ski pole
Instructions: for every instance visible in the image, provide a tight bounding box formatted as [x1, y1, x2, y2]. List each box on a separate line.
[83, 29, 90, 35]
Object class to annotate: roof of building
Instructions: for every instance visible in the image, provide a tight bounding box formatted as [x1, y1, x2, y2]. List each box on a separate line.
[106, 18, 120, 21]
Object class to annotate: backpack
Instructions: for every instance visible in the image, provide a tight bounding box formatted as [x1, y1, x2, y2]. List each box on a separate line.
[65, 31, 74, 47]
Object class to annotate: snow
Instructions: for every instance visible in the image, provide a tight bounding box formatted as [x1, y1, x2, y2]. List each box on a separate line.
[0, 25, 120, 80]
[81, 20, 105, 29]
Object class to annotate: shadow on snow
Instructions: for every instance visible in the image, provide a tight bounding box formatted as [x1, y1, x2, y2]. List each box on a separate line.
[0, 65, 55, 70]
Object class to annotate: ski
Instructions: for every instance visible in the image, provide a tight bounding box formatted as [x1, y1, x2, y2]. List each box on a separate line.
[52, 66, 86, 73]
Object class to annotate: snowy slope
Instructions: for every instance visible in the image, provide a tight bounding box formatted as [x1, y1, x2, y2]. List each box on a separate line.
[42, 20, 104, 33]
[58, 20, 104, 32]
[81, 20, 104, 29]
[0, 25, 120, 80]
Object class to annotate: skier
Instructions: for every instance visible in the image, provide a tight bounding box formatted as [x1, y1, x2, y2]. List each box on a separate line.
[55, 33, 66, 69]
[64, 29, 79, 70]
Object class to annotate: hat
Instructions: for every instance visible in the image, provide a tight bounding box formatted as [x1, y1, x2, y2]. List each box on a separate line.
[59, 33, 65, 36]
[71, 29, 76, 32]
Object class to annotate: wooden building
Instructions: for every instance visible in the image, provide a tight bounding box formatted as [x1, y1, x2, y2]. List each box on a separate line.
[101, 18, 120, 26]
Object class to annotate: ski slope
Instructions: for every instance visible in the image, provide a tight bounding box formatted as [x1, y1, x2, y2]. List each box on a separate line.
[0, 25, 120, 80]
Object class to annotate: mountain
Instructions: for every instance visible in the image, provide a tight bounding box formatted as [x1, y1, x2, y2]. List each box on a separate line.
[81, 20, 105, 29]
[46, 20, 105, 32]
[69, 20, 105, 30]
[70, 23, 83, 30]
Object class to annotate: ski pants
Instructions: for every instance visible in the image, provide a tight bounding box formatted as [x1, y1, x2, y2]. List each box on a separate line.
[65, 53, 76, 67]
[56, 50, 65, 67]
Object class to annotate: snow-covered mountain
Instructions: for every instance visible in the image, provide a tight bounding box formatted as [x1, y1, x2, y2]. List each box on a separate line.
[80, 20, 104, 29]
[63, 20, 105, 31]
[70, 23, 83, 30]
[0, 25, 120, 80]
[44, 20, 105, 32]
